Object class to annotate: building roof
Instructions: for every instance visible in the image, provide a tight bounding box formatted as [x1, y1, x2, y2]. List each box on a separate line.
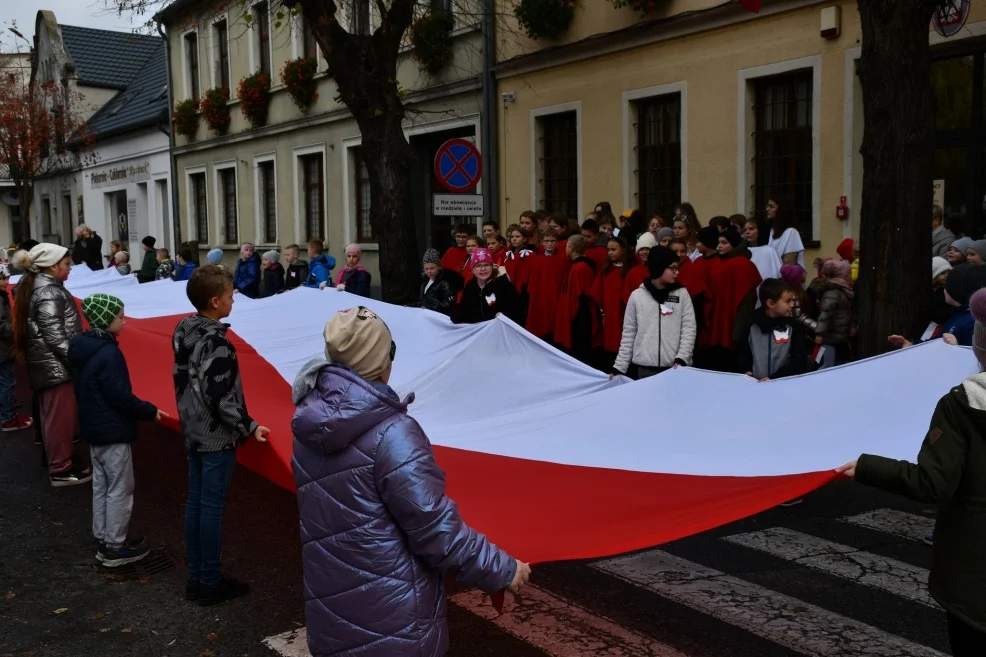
[58, 24, 162, 90]
[84, 40, 170, 140]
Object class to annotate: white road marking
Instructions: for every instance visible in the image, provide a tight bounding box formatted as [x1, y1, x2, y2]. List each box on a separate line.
[841, 508, 935, 542]
[593, 550, 947, 657]
[449, 584, 688, 656]
[263, 627, 309, 657]
[722, 527, 937, 608]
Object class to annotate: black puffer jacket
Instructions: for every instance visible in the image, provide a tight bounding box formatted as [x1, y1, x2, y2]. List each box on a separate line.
[68, 330, 157, 445]
[420, 269, 463, 316]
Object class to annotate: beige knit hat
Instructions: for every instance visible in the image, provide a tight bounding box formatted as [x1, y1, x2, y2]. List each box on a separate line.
[323, 306, 395, 382]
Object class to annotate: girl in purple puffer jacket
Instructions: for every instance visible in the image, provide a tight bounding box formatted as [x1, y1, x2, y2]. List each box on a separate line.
[291, 306, 530, 657]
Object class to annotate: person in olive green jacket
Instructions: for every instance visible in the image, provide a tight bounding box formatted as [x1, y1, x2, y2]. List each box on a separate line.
[838, 288, 986, 657]
[136, 236, 158, 284]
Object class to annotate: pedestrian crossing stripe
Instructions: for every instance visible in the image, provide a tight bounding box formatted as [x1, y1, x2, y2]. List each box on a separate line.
[263, 508, 946, 657]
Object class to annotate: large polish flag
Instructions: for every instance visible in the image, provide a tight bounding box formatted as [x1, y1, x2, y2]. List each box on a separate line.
[18, 265, 977, 563]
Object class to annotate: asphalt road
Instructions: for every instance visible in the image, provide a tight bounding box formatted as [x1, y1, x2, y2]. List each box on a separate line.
[0, 418, 950, 657]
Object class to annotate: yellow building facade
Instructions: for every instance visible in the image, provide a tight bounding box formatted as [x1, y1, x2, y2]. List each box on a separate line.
[496, 0, 986, 256]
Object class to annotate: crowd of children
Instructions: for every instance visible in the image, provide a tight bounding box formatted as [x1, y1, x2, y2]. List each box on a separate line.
[429, 200, 865, 380]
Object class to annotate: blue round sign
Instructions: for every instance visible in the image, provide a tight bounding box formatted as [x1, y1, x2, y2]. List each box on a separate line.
[434, 138, 483, 193]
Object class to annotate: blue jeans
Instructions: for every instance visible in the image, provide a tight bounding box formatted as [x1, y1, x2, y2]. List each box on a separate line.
[0, 361, 15, 423]
[185, 449, 237, 586]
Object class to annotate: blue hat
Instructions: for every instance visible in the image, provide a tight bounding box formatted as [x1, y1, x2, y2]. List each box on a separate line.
[207, 248, 223, 265]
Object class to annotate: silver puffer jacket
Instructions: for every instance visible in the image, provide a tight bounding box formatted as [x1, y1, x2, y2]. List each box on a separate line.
[25, 273, 82, 391]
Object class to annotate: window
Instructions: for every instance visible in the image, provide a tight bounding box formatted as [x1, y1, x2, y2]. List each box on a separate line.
[213, 20, 229, 89]
[350, 0, 371, 35]
[539, 111, 578, 217]
[754, 71, 813, 240]
[302, 19, 318, 59]
[301, 154, 324, 241]
[41, 197, 52, 235]
[62, 194, 72, 228]
[259, 160, 277, 244]
[185, 32, 200, 102]
[353, 148, 373, 243]
[635, 94, 681, 221]
[254, 2, 271, 75]
[219, 168, 238, 244]
[191, 172, 208, 243]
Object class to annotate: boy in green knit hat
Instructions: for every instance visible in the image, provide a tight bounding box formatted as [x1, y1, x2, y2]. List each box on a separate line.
[68, 293, 168, 567]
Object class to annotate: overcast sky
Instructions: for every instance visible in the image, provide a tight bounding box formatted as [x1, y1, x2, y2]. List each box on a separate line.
[4, 0, 146, 50]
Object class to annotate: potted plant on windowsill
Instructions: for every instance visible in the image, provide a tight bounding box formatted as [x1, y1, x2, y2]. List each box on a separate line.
[409, 10, 455, 78]
[172, 98, 199, 139]
[238, 71, 272, 128]
[609, 0, 669, 17]
[515, 0, 576, 40]
[281, 57, 320, 112]
[200, 86, 231, 135]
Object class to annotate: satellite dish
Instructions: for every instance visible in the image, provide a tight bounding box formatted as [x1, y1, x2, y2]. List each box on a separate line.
[0, 190, 20, 206]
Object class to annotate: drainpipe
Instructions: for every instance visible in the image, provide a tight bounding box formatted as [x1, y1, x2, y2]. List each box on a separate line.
[480, 0, 498, 226]
[157, 20, 182, 253]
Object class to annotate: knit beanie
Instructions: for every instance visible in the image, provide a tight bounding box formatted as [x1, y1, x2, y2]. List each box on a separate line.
[422, 248, 441, 265]
[655, 227, 674, 243]
[82, 293, 124, 330]
[951, 237, 973, 254]
[323, 306, 395, 382]
[646, 246, 679, 279]
[971, 290, 986, 370]
[635, 232, 657, 253]
[141, 236, 156, 249]
[969, 239, 986, 259]
[207, 248, 223, 265]
[29, 243, 70, 271]
[697, 226, 719, 250]
[945, 263, 986, 306]
[263, 250, 280, 264]
[471, 248, 493, 267]
[721, 227, 743, 248]
[780, 264, 806, 288]
[932, 256, 952, 281]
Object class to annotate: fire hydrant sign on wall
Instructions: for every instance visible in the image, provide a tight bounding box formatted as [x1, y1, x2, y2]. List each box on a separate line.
[433, 137, 485, 216]
[433, 193, 484, 216]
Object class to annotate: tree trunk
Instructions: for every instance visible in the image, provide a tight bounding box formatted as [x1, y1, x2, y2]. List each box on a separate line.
[16, 182, 33, 243]
[855, 0, 940, 357]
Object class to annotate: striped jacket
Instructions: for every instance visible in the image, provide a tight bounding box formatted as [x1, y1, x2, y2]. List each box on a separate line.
[172, 314, 257, 452]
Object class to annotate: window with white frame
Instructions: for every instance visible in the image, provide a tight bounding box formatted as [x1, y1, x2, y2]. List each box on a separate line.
[634, 93, 681, 221]
[753, 70, 814, 240]
[213, 19, 230, 90]
[301, 17, 318, 59]
[218, 167, 238, 244]
[352, 147, 373, 243]
[537, 111, 578, 217]
[184, 32, 200, 102]
[258, 160, 277, 244]
[300, 153, 324, 241]
[190, 172, 208, 244]
[253, 2, 271, 75]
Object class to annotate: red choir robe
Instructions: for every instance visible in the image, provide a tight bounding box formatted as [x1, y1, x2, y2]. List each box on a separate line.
[491, 248, 508, 268]
[622, 264, 650, 305]
[707, 252, 762, 350]
[555, 257, 601, 350]
[525, 250, 570, 338]
[585, 245, 609, 272]
[504, 245, 536, 294]
[441, 245, 467, 273]
[594, 265, 629, 353]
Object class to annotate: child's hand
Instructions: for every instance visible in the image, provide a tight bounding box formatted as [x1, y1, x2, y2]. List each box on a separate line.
[836, 460, 857, 479]
[887, 334, 911, 349]
[319, 281, 328, 290]
[759, 377, 770, 383]
[154, 410, 170, 423]
[507, 560, 531, 594]
[253, 425, 270, 443]
[943, 333, 958, 346]
[336, 283, 346, 291]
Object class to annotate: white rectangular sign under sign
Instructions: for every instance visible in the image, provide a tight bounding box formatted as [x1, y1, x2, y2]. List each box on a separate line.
[433, 194, 484, 216]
